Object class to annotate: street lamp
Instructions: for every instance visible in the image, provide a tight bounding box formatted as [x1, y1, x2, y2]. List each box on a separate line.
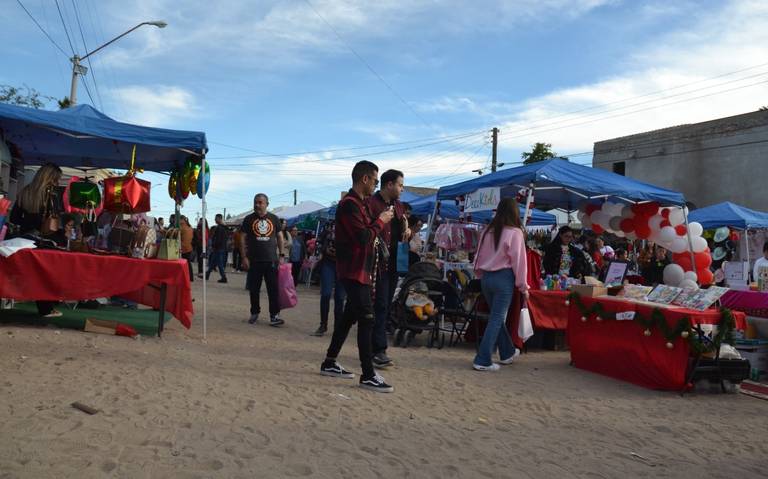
[69, 20, 167, 105]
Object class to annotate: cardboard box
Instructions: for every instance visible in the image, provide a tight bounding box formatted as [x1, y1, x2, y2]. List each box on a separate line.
[84, 318, 118, 335]
[569, 284, 608, 298]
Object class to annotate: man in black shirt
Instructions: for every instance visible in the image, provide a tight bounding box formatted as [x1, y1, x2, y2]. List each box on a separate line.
[205, 213, 229, 283]
[239, 193, 285, 327]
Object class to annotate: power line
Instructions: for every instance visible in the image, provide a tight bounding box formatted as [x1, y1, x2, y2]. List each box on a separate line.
[71, 0, 104, 111]
[15, 0, 69, 57]
[303, 0, 435, 131]
[54, 0, 76, 56]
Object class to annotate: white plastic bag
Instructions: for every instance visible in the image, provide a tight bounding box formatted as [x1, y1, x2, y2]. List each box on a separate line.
[518, 307, 534, 342]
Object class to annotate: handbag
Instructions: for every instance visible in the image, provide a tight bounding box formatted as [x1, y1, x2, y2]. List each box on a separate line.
[158, 227, 181, 260]
[109, 216, 135, 252]
[518, 305, 534, 342]
[41, 190, 60, 235]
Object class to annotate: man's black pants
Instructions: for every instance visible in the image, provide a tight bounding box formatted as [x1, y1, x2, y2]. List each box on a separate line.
[325, 279, 375, 379]
[247, 261, 280, 317]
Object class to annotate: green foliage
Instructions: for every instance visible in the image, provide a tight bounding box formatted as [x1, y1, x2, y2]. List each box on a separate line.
[0, 84, 51, 109]
[521, 142, 567, 164]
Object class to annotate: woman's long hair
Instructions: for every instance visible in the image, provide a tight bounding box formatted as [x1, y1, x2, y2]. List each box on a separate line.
[18, 163, 62, 214]
[485, 198, 523, 251]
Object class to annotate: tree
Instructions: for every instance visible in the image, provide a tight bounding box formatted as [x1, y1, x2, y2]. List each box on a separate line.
[521, 142, 567, 164]
[0, 84, 71, 109]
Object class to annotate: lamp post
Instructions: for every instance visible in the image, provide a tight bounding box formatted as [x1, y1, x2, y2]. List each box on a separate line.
[69, 20, 167, 105]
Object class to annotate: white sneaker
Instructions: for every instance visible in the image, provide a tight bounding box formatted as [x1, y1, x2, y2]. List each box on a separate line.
[499, 348, 521, 365]
[472, 363, 500, 371]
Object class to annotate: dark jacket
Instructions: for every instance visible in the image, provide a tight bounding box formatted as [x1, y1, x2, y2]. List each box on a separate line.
[367, 192, 405, 274]
[335, 189, 385, 285]
[542, 242, 591, 278]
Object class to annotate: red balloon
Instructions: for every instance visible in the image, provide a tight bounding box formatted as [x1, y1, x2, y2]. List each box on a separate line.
[730, 231, 740, 241]
[635, 223, 651, 239]
[694, 251, 712, 270]
[697, 268, 714, 285]
[620, 218, 635, 233]
[630, 204, 644, 215]
[661, 208, 671, 219]
[660, 219, 671, 228]
[674, 224, 687, 236]
[585, 204, 600, 215]
[592, 224, 605, 235]
[643, 202, 661, 215]
[674, 254, 694, 272]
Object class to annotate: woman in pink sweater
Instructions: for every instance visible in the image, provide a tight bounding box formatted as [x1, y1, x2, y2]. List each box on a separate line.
[472, 198, 529, 371]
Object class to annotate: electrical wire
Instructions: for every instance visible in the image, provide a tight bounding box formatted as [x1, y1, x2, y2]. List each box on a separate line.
[54, 0, 76, 57]
[15, 0, 69, 57]
[71, 0, 104, 111]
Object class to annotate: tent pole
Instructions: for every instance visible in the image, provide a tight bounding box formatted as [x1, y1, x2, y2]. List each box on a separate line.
[423, 199, 440, 254]
[682, 205, 697, 282]
[522, 182, 534, 227]
[201, 154, 207, 341]
[745, 229, 751, 281]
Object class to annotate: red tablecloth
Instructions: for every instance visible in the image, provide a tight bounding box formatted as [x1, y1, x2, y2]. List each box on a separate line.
[527, 290, 569, 330]
[721, 289, 768, 318]
[568, 296, 746, 390]
[0, 249, 193, 329]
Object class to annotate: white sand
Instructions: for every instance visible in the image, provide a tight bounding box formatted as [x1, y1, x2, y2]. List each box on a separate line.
[1, 272, 767, 478]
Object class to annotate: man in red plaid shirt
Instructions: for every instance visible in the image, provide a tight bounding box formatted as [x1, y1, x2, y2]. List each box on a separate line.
[319, 160, 395, 393]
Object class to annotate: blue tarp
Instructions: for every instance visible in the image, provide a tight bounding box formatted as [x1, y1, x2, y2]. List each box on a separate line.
[410, 194, 556, 226]
[437, 158, 685, 208]
[0, 103, 207, 172]
[688, 202, 768, 230]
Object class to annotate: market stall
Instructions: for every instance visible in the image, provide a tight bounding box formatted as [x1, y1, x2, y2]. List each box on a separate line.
[0, 103, 208, 335]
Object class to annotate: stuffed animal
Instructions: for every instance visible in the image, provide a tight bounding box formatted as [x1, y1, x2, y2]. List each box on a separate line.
[405, 281, 435, 320]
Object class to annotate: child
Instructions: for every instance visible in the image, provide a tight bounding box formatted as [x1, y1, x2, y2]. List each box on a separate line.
[405, 281, 434, 320]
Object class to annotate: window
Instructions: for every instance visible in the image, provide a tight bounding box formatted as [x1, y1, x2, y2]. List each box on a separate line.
[612, 161, 626, 176]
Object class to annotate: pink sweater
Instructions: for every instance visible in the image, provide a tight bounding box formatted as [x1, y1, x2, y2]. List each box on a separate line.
[474, 226, 529, 291]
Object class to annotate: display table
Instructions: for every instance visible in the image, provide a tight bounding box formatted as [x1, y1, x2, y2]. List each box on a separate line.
[721, 289, 768, 318]
[527, 290, 569, 330]
[568, 296, 746, 390]
[0, 249, 193, 335]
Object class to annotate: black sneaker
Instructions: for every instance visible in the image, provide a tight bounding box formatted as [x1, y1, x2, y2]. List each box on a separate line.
[217, 278, 228, 283]
[310, 325, 327, 337]
[248, 314, 258, 324]
[372, 353, 393, 368]
[320, 361, 354, 379]
[360, 374, 394, 393]
[269, 316, 284, 327]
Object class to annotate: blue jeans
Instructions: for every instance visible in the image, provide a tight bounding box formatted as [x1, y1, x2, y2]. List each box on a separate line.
[372, 272, 392, 355]
[474, 268, 517, 366]
[319, 261, 346, 328]
[206, 250, 227, 279]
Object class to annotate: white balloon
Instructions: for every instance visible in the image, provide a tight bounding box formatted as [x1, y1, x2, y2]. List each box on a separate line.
[620, 206, 634, 219]
[648, 215, 664, 232]
[592, 211, 609, 228]
[659, 226, 677, 243]
[609, 216, 622, 232]
[669, 237, 688, 254]
[601, 202, 613, 215]
[683, 271, 698, 282]
[611, 203, 625, 217]
[678, 279, 699, 290]
[577, 211, 585, 222]
[615, 230, 626, 238]
[669, 208, 685, 226]
[663, 263, 685, 286]
[581, 216, 592, 228]
[688, 222, 703, 237]
[626, 232, 637, 241]
[691, 236, 708, 253]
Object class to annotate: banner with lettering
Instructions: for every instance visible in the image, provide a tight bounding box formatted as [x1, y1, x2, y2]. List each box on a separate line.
[464, 187, 500, 213]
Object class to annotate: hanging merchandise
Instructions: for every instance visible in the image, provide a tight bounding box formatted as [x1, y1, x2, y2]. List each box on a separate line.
[185, 158, 201, 196]
[63, 176, 104, 221]
[196, 161, 211, 198]
[103, 145, 151, 214]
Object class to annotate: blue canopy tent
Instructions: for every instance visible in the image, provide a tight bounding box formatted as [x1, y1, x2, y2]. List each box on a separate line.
[0, 103, 207, 171]
[409, 194, 556, 226]
[0, 103, 211, 337]
[688, 202, 768, 230]
[437, 158, 685, 208]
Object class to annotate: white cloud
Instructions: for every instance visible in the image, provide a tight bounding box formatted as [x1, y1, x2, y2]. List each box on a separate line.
[109, 85, 199, 126]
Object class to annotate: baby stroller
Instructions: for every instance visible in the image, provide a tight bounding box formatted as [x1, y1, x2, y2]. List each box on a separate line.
[389, 261, 465, 349]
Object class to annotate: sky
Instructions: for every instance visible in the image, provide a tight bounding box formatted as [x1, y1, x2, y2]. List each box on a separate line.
[3, 0, 768, 221]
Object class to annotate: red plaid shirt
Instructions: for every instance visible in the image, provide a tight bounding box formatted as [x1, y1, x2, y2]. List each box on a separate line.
[335, 189, 385, 285]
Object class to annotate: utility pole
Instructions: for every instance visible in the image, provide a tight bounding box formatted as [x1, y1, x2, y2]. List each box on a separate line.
[491, 127, 499, 172]
[293, 189, 297, 206]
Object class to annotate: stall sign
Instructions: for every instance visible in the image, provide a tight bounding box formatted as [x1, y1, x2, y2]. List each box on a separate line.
[464, 187, 500, 213]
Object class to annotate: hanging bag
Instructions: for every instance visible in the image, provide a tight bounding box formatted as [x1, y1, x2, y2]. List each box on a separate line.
[41, 188, 60, 235]
[278, 262, 298, 309]
[157, 227, 181, 260]
[518, 301, 534, 342]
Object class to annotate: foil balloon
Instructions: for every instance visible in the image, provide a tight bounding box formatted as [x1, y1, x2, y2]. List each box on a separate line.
[197, 161, 211, 199]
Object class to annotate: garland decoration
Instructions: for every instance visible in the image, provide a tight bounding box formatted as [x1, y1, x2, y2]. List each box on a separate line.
[567, 292, 736, 355]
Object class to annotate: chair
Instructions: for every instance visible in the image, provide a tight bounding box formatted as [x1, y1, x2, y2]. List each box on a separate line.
[446, 279, 489, 349]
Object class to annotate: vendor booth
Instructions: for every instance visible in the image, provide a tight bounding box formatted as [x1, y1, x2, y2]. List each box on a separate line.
[0, 103, 208, 336]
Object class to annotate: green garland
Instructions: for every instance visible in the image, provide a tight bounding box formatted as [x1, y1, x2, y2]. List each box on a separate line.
[567, 292, 736, 355]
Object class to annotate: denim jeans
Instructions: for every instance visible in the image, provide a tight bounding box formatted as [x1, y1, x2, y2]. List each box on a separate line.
[473, 268, 517, 366]
[372, 272, 392, 355]
[319, 260, 346, 328]
[206, 250, 227, 279]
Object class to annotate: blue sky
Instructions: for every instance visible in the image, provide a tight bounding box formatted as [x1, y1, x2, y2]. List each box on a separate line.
[3, 0, 768, 221]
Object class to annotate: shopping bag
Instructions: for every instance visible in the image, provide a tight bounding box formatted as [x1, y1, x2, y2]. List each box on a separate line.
[518, 306, 534, 342]
[278, 263, 298, 309]
[396, 241, 410, 273]
[157, 228, 180, 260]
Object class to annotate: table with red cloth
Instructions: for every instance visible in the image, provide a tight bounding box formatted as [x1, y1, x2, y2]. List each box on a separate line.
[0, 249, 193, 333]
[526, 290, 569, 330]
[568, 296, 747, 390]
[721, 289, 768, 318]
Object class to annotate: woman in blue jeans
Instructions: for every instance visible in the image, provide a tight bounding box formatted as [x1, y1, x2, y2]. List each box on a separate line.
[472, 198, 529, 371]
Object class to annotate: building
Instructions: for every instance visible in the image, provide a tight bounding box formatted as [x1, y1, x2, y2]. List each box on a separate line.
[592, 110, 768, 210]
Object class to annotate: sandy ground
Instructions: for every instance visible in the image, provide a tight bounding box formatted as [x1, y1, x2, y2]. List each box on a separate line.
[1, 271, 767, 479]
